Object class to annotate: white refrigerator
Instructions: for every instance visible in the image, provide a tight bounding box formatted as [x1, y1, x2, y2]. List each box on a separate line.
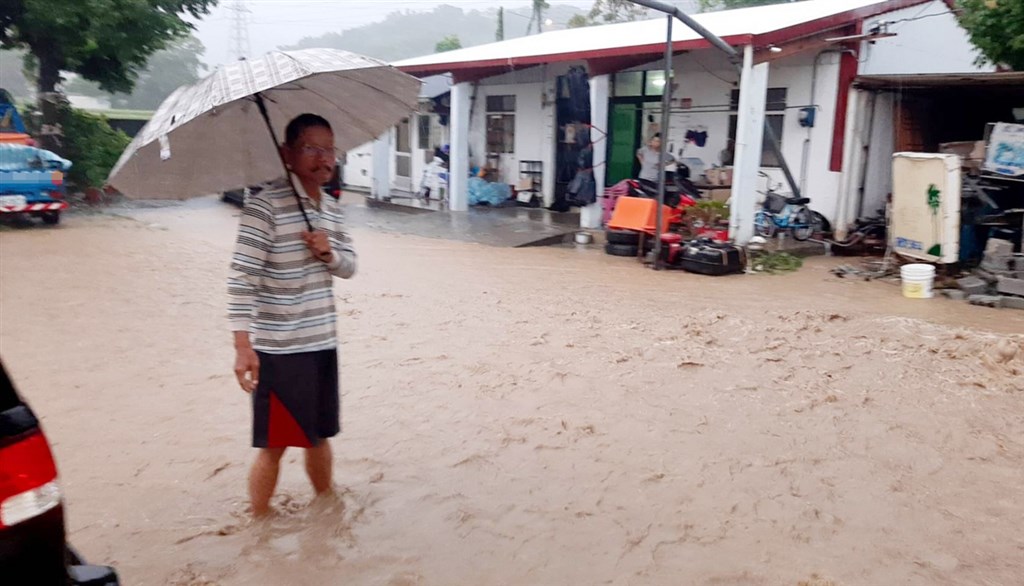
[891, 153, 961, 264]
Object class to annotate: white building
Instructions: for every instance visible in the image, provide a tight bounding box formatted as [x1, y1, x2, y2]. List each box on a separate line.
[369, 0, 991, 242]
[343, 75, 451, 198]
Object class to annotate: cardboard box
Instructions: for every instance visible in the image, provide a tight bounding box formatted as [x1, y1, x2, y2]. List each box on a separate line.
[939, 140, 986, 173]
[704, 167, 734, 186]
[702, 188, 732, 203]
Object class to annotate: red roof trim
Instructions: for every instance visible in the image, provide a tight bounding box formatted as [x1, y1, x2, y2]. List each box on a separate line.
[399, 34, 754, 78]
[830, 50, 860, 172]
[398, 0, 937, 78]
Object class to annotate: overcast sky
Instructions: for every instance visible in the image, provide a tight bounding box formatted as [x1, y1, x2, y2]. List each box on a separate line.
[192, 1, 596, 67]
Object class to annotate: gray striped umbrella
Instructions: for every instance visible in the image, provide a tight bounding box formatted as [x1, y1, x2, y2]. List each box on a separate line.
[108, 48, 421, 221]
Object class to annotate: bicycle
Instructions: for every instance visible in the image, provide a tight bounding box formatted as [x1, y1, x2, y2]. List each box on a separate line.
[753, 172, 827, 241]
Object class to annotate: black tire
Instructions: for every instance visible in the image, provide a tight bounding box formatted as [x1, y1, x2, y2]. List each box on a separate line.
[66, 545, 84, 566]
[606, 228, 641, 245]
[811, 211, 831, 235]
[605, 242, 639, 257]
[791, 208, 814, 241]
[41, 211, 61, 225]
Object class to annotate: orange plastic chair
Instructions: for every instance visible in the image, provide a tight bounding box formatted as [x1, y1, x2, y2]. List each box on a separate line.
[606, 196, 672, 235]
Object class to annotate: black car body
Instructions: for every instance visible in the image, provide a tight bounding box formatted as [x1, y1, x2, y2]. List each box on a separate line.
[0, 362, 119, 585]
[222, 162, 343, 207]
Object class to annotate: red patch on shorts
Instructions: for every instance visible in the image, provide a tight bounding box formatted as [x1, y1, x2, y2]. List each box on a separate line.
[267, 391, 311, 448]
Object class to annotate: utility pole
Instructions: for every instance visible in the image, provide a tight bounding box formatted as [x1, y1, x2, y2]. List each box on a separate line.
[530, 0, 548, 34]
[497, 7, 505, 41]
[228, 0, 252, 61]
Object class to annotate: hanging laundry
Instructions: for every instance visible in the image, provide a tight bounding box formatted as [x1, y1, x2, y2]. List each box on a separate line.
[686, 128, 709, 148]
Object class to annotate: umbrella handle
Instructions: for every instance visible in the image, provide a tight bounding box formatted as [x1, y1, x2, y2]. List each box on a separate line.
[254, 93, 314, 232]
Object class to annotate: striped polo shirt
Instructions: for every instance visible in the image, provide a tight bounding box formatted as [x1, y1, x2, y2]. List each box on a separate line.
[227, 178, 356, 354]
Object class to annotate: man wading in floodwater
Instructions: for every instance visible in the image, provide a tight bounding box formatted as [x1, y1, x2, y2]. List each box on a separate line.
[227, 113, 356, 517]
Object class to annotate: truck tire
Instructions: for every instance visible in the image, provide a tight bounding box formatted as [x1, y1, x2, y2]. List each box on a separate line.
[606, 228, 640, 245]
[605, 243, 639, 257]
[41, 211, 61, 226]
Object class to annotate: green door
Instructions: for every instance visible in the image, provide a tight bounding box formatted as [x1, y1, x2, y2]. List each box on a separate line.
[606, 102, 638, 186]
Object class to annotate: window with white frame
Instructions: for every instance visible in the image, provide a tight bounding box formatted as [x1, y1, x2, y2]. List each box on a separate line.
[728, 88, 787, 167]
[486, 95, 516, 154]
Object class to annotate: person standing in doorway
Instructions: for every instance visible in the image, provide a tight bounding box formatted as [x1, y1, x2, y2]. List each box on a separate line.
[636, 132, 676, 191]
[228, 113, 356, 518]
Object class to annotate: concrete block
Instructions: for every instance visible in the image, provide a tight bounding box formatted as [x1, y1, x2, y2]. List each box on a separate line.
[957, 276, 988, 295]
[969, 295, 1003, 308]
[985, 238, 1013, 258]
[942, 289, 968, 301]
[996, 276, 1024, 297]
[1001, 296, 1024, 311]
[973, 268, 999, 284]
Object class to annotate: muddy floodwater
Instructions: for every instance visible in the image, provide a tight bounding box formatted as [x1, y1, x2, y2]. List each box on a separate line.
[1, 199, 1022, 585]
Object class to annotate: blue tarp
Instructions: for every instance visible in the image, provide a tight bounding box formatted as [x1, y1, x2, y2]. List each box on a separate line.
[468, 177, 511, 206]
[0, 143, 73, 172]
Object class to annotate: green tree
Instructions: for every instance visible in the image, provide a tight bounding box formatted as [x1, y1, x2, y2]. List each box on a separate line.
[570, 0, 650, 28]
[958, 0, 1024, 70]
[0, 0, 216, 152]
[590, 0, 648, 24]
[567, 14, 592, 28]
[530, 0, 550, 33]
[435, 35, 463, 53]
[65, 36, 207, 111]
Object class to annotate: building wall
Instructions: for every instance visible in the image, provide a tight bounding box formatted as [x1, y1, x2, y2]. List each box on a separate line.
[343, 142, 374, 190]
[469, 72, 551, 202]
[858, 0, 993, 76]
[469, 63, 580, 205]
[842, 1, 992, 229]
[345, 110, 447, 194]
[628, 51, 845, 220]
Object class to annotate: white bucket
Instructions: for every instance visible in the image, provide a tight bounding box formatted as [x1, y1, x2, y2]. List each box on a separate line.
[900, 263, 936, 299]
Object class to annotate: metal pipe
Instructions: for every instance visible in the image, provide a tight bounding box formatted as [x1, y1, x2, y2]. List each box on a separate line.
[653, 14, 673, 270]
[629, 0, 803, 200]
[630, 0, 741, 63]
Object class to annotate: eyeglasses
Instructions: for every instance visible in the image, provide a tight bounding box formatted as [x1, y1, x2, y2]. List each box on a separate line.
[297, 144, 338, 159]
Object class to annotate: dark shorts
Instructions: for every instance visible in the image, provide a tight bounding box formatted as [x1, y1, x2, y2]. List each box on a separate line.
[252, 349, 340, 448]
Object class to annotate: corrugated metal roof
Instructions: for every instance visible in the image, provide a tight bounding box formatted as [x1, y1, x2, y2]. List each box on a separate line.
[419, 74, 452, 99]
[855, 72, 1024, 89]
[395, 0, 928, 74]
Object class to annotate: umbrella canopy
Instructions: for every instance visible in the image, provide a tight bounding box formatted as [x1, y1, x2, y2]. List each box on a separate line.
[108, 48, 421, 200]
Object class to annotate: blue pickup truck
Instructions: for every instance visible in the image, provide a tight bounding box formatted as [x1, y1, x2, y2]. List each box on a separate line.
[0, 143, 71, 226]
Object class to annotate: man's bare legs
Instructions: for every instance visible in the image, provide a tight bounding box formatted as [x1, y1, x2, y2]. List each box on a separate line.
[250, 442, 333, 518]
[305, 440, 333, 496]
[249, 447, 286, 517]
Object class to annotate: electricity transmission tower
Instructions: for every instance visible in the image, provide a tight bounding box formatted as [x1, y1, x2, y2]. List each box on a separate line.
[228, 0, 252, 61]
